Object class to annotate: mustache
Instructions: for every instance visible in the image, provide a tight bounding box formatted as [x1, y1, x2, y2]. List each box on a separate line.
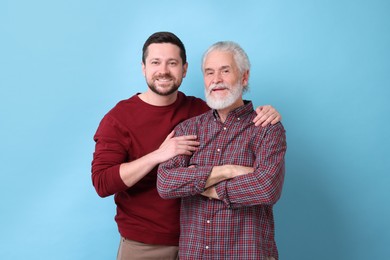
[153, 73, 174, 80]
[209, 83, 230, 93]
[210, 83, 228, 89]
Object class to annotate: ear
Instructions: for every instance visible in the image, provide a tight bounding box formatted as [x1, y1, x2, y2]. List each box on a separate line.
[182, 62, 189, 78]
[241, 70, 250, 86]
[141, 62, 146, 76]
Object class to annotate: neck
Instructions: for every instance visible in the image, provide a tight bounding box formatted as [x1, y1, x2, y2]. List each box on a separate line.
[216, 99, 245, 123]
[138, 90, 178, 106]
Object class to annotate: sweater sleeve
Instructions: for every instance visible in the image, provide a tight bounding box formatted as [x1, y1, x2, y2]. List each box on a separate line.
[215, 123, 287, 208]
[91, 115, 129, 197]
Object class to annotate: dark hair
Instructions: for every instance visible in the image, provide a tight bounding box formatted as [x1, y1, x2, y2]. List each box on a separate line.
[142, 31, 187, 64]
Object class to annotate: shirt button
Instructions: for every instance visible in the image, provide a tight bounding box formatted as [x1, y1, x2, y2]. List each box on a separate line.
[205, 246, 209, 249]
[217, 148, 221, 152]
[207, 220, 210, 224]
[223, 127, 227, 130]
[237, 117, 240, 120]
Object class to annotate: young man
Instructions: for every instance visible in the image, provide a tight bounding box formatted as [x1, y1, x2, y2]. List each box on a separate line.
[92, 32, 281, 259]
[157, 41, 287, 260]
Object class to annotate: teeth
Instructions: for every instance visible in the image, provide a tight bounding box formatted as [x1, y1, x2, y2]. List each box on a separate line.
[157, 78, 171, 82]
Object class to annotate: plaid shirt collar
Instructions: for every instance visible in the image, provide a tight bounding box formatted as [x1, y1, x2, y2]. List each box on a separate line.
[212, 100, 254, 122]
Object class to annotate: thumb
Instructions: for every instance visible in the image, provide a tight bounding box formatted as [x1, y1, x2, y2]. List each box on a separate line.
[165, 130, 175, 140]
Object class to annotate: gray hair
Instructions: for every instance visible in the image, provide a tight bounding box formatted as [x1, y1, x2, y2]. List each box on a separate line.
[201, 41, 250, 91]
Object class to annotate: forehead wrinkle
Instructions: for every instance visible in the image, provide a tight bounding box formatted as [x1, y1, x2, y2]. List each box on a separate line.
[204, 65, 231, 72]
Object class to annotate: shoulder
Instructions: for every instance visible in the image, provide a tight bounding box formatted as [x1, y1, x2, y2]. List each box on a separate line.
[97, 95, 139, 128]
[177, 92, 209, 111]
[103, 94, 145, 120]
[256, 122, 286, 143]
[111, 95, 139, 111]
[247, 108, 285, 137]
[264, 121, 285, 132]
[174, 110, 212, 133]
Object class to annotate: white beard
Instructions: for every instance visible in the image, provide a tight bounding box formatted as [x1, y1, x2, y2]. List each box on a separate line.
[205, 82, 243, 110]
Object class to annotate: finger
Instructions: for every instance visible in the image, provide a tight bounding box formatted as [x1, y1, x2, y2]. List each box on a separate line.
[262, 113, 281, 126]
[180, 140, 200, 145]
[254, 114, 270, 126]
[261, 118, 272, 127]
[258, 105, 272, 114]
[178, 144, 199, 152]
[260, 105, 272, 112]
[271, 115, 281, 125]
[254, 117, 265, 126]
[253, 106, 271, 125]
[174, 141, 200, 152]
[177, 148, 195, 156]
[261, 113, 282, 127]
[257, 107, 278, 127]
[175, 134, 198, 141]
[165, 130, 175, 141]
[254, 107, 264, 118]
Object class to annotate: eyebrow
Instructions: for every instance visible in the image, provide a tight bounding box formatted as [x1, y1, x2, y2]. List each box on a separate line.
[220, 65, 231, 70]
[150, 57, 179, 61]
[150, 57, 180, 62]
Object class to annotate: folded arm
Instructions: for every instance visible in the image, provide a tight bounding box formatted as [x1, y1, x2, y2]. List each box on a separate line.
[204, 123, 287, 208]
[200, 165, 253, 199]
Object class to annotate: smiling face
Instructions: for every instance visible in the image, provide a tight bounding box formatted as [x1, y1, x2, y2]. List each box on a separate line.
[203, 50, 248, 111]
[142, 43, 188, 96]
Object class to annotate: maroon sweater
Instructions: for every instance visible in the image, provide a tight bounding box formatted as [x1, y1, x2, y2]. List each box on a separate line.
[92, 92, 209, 245]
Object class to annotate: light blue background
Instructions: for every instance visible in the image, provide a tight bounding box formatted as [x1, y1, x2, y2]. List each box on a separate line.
[1, 0, 389, 259]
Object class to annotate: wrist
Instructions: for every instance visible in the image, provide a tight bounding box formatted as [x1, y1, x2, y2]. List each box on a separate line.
[224, 165, 235, 179]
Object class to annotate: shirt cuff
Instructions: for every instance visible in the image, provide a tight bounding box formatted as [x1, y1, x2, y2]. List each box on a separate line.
[195, 165, 215, 193]
[214, 181, 230, 207]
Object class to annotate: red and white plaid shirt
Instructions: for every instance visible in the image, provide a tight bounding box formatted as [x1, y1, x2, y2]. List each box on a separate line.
[157, 101, 286, 260]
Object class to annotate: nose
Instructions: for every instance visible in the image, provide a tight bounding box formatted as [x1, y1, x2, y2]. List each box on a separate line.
[160, 63, 169, 74]
[212, 72, 222, 84]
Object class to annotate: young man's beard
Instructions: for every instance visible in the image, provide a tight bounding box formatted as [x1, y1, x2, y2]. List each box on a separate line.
[205, 82, 243, 110]
[148, 83, 180, 96]
[147, 74, 181, 96]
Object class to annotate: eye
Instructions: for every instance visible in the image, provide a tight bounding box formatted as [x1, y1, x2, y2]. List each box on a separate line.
[168, 61, 178, 66]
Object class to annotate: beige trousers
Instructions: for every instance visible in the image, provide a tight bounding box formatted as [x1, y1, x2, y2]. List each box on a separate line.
[117, 237, 179, 260]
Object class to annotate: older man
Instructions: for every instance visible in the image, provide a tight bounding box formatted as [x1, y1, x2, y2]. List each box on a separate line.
[157, 41, 287, 260]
